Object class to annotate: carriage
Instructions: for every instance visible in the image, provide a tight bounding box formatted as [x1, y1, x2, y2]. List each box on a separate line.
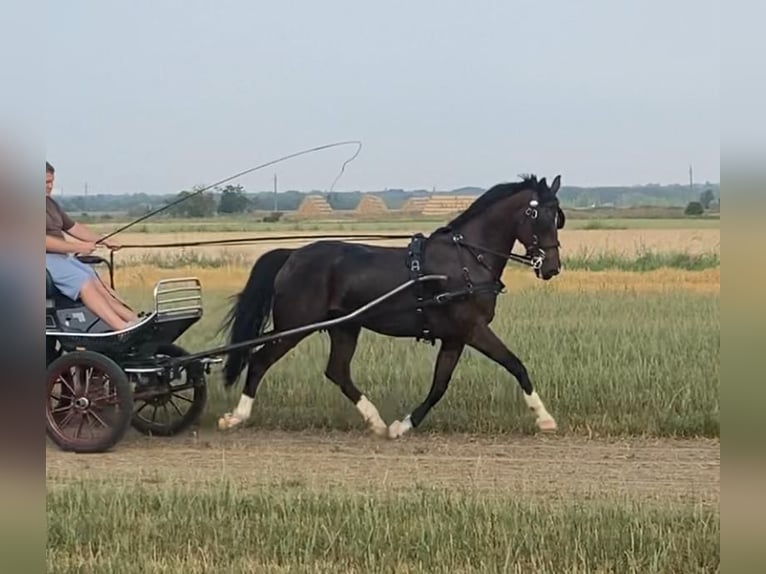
[45, 255, 216, 452]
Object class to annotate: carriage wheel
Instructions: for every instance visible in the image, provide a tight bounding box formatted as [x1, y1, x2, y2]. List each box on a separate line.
[130, 344, 207, 437]
[46, 351, 133, 453]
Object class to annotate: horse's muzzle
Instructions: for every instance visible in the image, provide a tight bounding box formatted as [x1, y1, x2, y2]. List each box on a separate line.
[535, 266, 560, 281]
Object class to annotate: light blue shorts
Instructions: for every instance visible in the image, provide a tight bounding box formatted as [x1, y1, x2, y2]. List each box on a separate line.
[45, 253, 98, 300]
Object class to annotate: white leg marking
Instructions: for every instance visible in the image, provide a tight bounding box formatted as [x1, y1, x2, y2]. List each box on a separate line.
[388, 414, 413, 439]
[356, 395, 388, 436]
[524, 391, 557, 432]
[217, 394, 254, 431]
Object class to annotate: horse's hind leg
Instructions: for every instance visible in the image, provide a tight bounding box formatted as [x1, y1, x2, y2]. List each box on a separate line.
[325, 325, 388, 437]
[467, 324, 557, 432]
[218, 334, 307, 430]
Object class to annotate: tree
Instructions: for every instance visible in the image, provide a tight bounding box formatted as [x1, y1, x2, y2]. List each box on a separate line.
[684, 201, 704, 216]
[165, 187, 216, 218]
[217, 185, 250, 214]
[699, 189, 715, 209]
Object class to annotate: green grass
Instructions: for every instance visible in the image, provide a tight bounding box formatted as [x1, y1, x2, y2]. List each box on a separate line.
[87, 216, 719, 235]
[576, 218, 718, 230]
[125, 287, 720, 438]
[564, 250, 720, 271]
[580, 220, 629, 230]
[47, 481, 719, 573]
[115, 249, 721, 271]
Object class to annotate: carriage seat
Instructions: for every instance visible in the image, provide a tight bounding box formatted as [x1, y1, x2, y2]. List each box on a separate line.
[45, 269, 56, 299]
[46, 268, 83, 309]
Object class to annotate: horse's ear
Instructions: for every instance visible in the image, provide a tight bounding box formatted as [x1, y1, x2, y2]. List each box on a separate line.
[538, 177, 547, 189]
[550, 175, 561, 195]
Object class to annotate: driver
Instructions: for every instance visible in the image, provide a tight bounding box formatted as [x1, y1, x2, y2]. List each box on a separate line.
[45, 161, 140, 331]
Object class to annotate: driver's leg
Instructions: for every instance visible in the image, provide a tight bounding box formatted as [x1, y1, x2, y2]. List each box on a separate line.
[68, 258, 139, 325]
[78, 279, 130, 330]
[92, 279, 138, 323]
[48, 255, 131, 331]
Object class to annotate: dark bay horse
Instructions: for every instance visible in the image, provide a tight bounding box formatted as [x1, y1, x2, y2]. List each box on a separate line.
[218, 175, 566, 438]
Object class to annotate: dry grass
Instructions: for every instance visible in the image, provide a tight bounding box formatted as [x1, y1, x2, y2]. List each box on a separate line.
[105, 227, 720, 263]
[109, 266, 720, 295]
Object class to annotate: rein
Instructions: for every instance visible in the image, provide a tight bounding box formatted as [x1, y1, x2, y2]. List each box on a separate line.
[451, 233, 545, 271]
[115, 233, 416, 250]
[108, 231, 552, 271]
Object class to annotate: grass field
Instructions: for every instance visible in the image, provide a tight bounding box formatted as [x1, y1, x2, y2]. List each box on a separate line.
[47, 479, 719, 573]
[116, 266, 719, 438]
[47, 227, 720, 573]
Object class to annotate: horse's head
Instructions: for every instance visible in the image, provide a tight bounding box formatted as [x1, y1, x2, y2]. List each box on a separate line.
[516, 175, 565, 280]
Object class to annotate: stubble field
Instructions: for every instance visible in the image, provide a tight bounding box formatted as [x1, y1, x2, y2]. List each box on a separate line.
[47, 220, 720, 573]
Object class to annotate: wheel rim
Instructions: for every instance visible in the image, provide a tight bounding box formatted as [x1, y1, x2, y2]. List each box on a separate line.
[132, 362, 199, 429]
[46, 361, 124, 447]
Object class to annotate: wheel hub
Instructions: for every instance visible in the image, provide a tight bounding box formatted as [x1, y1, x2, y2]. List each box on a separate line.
[74, 396, 90, 410]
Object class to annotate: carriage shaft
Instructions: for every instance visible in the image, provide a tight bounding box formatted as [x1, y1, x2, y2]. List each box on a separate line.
[168, 275, 448, 367]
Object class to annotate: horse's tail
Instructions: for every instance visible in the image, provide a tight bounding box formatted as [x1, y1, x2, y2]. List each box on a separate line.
[221, 248, 294, 387]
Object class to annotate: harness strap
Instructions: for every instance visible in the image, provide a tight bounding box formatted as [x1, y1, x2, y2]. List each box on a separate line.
[406, 233, 434, 344]
[404, 232, 507, 344]
[432, 280, 505, 305]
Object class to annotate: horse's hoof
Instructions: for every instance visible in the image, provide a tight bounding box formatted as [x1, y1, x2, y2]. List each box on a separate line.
[371, 424, 389, 438]
[538, 417, 557, 432]
[218, 413, 241, 431]
[387, 418, 412, 439]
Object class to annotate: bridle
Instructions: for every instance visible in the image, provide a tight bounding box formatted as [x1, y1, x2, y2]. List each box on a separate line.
[520, 198, 563, 269]
[449, 197, 563, 281]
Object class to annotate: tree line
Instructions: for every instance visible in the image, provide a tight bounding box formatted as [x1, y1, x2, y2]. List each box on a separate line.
[58, 182, 721, 217]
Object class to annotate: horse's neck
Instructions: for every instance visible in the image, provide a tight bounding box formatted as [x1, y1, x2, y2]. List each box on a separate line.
[456, 196, 524, 266]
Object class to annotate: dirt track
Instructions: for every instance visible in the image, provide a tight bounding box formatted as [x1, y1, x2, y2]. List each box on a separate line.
[46, 431, 719, 505]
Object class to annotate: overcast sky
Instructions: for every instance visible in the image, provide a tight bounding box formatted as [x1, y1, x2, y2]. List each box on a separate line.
[45, 0, 719, 195]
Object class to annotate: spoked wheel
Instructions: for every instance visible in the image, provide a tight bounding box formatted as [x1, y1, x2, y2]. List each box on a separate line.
[46, 351, 134, 453]
[130, 344, 207, 437]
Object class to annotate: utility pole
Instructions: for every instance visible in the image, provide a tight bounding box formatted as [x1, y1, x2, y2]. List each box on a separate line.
[689, 164, 693, 196]
[273, 173, 278, 212]
[84, 181, 88, 211]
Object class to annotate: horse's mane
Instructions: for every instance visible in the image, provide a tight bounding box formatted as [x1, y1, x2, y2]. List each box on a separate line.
[444, 174, 539, 229]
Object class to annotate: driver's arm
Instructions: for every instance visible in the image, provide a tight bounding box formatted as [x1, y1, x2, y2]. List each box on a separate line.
[65, 222, 101, 243]
[66, 222, 121, 249]
[46, 234, 94, 254]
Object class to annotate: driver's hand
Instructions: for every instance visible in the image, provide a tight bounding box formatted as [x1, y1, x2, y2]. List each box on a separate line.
[77, 241, 96, 255]
[101, 239, 122, 251]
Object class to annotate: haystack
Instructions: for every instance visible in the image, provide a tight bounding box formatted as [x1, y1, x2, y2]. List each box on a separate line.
[354, 194, 389, 215]
[421, 195, 475, 217]
[296, 194, 333, 218]
[400, 196, 431, 214]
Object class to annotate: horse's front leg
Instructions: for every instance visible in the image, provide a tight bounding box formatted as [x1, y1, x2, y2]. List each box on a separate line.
[467, 324, 557, 432]
[388, 339, 464, 439]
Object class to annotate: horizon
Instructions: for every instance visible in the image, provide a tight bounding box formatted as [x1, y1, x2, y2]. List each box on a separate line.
[51, 178, 721, 198]
[51, 178, 720, 200]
